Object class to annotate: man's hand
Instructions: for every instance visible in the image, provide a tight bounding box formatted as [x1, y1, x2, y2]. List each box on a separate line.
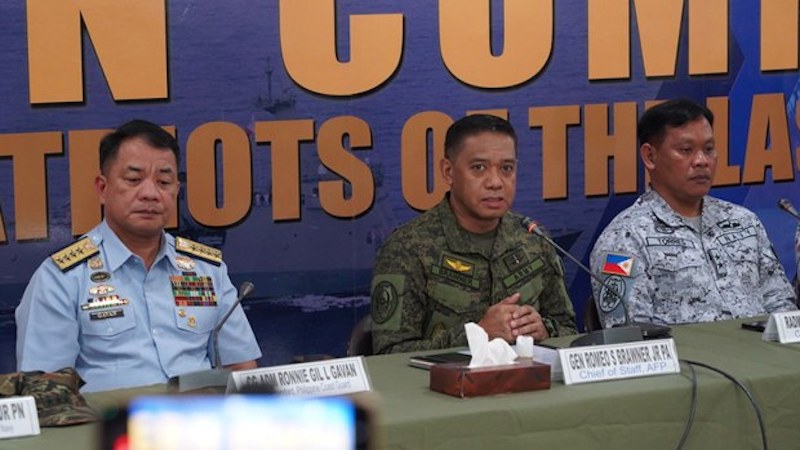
[224, 360, 258, 371]
[478, 293, 521, 341]
[478, 293, 549, 342]
[509, 305, 549, 342]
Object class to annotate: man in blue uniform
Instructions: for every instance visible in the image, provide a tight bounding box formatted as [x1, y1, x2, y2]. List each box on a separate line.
[16, 120, 261, 392]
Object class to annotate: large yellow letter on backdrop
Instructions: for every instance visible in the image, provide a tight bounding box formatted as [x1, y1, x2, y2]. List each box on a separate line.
[439, 0, 553, 88]
[27, 0, 167, 103]
[589, 0, 727, 79]
[280, 0, 403, 96]
[186, 122, 254, 227]
[0, 133, 62, 241]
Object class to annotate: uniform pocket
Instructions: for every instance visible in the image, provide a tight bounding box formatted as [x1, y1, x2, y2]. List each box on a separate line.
[79, 305, 137, 336]
[721, 241, 760, 289]
[515, 276, 545, 310]
[425, 280, 485, 338]
[647, 249, 710, 313]
[175, 307, 217, 334]
[649, 250, 706, 284]
[428, 280, 483, 314]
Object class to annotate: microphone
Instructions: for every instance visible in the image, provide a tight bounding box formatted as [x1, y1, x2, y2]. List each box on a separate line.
[522, 218, 633, 325]
[213, 281, 255, 368]
[520, 217, 670, 347]
[169, 281, 255, 393]
[778, 198, 800, 221]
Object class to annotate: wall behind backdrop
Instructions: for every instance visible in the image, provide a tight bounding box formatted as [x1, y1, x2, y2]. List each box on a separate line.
[1, 0, 799, 368]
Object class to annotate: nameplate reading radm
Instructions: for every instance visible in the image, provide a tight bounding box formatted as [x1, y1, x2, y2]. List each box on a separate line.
[559, 339, 680, 385]
[762, 311, 800, 344]
[228, 356, 372, 396]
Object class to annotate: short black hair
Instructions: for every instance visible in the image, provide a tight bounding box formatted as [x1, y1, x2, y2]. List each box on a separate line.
[444, 114, 517, 159]
[99, 120, 180, 174]
[637, 99, 714, 147]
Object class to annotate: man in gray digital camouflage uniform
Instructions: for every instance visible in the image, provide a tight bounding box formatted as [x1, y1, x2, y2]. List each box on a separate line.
[590, 99, 796, 327]
[370, 114, 576, 354]
[795, 224, 800, 300]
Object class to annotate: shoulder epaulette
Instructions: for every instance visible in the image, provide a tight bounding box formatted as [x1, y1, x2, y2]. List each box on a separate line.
[50, 237, 99, 272]
[175, 237, 222, 266]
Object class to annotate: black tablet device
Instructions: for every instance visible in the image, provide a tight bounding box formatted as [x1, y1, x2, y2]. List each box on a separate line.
[408, 351, 471, 370]
[741, 320, 767, 332]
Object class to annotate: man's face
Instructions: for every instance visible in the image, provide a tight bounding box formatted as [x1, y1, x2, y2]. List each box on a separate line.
[95, 137, 179, 242]
[441, 131, 516, 233]
[643, 117, 716, 213]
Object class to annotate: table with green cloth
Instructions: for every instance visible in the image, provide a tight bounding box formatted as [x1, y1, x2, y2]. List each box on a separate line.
[5, 318, 800, 449]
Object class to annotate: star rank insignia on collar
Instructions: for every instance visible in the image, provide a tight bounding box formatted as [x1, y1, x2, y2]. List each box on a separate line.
[50, 237, 100, 272]
[175, 237, 222, 266]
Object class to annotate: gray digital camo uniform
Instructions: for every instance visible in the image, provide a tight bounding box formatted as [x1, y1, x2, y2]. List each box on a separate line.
[795, 223, 800, 282]
[795, 223, 800, 300]
[371, 197, 577, 354]
[590, 190, 797, 327]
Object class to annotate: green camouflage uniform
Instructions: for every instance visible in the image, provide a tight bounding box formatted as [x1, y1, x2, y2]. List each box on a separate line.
[371, 198, 576, 354]
[0, 367, 96, 426]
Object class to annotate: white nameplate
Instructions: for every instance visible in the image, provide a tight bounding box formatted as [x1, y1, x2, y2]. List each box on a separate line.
[531, 345, 564, 382]
[762, 311, 800, 343]
[559, 339, 680, 385]
[228, 356, 372, 396]
[0, 396, 40, 440]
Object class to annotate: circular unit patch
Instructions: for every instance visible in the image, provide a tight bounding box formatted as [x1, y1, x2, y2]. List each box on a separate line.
[372, 280, 399, 324]
[598, 275, 625, 313]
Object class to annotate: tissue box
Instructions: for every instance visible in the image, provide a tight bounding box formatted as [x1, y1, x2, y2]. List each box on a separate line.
[429, 359, 551, 398]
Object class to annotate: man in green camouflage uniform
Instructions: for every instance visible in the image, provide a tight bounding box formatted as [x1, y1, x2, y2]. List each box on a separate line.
[371, 114, 576, 354]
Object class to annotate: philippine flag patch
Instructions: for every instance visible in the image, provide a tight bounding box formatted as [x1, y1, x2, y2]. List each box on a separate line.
[602, 253, 634, 277]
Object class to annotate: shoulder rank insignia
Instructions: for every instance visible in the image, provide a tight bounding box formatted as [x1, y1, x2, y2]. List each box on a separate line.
[175, 237, 222, 266]
[50, 237, 99, 272]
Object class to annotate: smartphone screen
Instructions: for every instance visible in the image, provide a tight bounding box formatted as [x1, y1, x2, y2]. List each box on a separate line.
[102, 395, 361, 450]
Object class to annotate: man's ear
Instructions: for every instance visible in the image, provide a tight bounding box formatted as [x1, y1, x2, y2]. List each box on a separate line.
[440, 157, 454, 187]
[94, 174, 108, 205]
[640, 143, 656, 171]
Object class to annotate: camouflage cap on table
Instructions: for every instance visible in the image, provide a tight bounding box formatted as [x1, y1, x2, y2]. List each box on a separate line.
[0, 367, 97, 427]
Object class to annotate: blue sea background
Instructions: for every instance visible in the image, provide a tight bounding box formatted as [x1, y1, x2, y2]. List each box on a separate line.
[0, 1, 798, 373]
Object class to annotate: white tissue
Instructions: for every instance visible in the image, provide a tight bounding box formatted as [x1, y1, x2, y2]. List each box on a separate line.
[515, 335, 534, 358]
[465, 322, 518, 368]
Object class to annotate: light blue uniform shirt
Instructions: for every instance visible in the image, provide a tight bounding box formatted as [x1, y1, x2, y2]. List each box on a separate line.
[15, 220, 262, 392]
